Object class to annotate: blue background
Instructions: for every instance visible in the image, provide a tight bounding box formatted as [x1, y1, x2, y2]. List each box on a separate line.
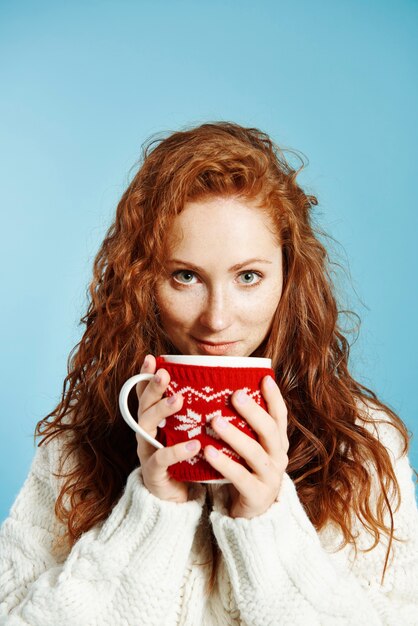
[1, 0, 417, 521]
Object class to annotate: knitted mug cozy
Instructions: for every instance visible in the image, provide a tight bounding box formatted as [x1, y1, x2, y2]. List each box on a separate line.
[154, 356, 275, 483]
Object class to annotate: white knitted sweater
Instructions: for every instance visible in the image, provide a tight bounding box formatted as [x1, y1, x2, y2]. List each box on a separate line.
[0, 403, 417, 626]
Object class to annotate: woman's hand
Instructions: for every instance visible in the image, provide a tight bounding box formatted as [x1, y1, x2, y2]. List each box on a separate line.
[135, 354, 202, 504]
[203, 375, 289, 519]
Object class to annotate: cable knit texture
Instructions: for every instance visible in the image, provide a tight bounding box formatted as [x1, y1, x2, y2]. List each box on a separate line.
[0, 401, 417, 625]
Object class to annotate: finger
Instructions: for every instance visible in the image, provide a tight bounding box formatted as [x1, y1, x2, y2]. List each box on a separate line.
[260, 375, 289, 452]
[135, 354, 156, 398]
[148, 438, 202, 477]
[136, 393, 184, 462]
[137, 367, 171, 414]
[203, 444, 257, 497]
[211, 415, 280, 481]
[139, 392, 184, 435]
[230, 390, 283, 460]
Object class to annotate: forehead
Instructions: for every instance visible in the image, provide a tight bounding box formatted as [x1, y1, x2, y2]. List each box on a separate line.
[165, 197, 279, 255]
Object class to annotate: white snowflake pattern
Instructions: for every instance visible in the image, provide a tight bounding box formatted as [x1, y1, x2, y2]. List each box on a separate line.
[167, 383, 261, 405]
[173, 408, 246, 442]
[174, 409, 202, 439]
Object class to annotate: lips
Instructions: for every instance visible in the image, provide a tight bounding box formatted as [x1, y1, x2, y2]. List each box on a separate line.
[193, 337, 238, 355]
[195, 339, 236, 346]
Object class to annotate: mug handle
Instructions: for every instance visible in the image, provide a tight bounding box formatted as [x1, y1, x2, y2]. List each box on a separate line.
[118, 374, 165, 449]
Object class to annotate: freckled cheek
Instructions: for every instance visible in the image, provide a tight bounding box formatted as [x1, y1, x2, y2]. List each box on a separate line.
[265, 292, 281, 318]
[247, 298, 280, 347]
[242, 290, 280, 323]
[155, 288, 175, 326]
[156, 290, 198, 329]
[247, 307, 276, 329]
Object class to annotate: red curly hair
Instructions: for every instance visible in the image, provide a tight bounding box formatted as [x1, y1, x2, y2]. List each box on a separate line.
[35, 121, 414, 596]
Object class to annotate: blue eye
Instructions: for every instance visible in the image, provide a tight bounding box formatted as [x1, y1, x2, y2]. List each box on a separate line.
[171, 269, 262, 286]
[173, 270, 197, 284]
[238, 271, 262, 285]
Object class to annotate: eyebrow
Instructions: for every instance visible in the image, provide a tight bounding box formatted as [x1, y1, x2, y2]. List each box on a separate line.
[167, 258, 273, 272]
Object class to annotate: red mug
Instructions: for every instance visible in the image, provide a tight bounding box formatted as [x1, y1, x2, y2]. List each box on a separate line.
[119, 354, 274, 483]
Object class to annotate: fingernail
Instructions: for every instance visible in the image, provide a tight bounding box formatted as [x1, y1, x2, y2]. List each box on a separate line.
[266, 375, 275, 387]
[236, 390, 249, 404]
[167, 394, 177, 405]
[215, 416, 228, 429]
[153, 374, 162, 384]
[206, 445, 219, 458]
[143, 356, 150, 370]
[186, 440, 199, 451]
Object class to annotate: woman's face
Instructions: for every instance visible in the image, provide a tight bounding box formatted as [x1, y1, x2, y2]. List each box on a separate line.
[156, 196, 283, 357]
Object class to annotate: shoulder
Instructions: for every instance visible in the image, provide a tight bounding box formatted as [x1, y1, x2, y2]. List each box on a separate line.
[354, 396, 411, 464]
[31, 427, 74, 498]
[353, 396, 417, 518]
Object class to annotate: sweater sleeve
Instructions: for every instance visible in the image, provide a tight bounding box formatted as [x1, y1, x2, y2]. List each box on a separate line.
[0, 436, 206, 626]
[209, 411, 418, 626]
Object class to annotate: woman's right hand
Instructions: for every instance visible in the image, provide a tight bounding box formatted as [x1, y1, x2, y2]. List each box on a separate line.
[135, 354, 202, 504]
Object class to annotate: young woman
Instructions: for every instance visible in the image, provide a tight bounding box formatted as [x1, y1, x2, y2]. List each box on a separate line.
[1, 122, 417, 625]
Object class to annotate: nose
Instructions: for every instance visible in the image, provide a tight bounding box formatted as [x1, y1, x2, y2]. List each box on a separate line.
[198, 287, 233, 332]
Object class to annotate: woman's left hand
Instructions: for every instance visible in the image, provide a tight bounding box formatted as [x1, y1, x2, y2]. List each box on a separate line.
[204, 375, 289, 519]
